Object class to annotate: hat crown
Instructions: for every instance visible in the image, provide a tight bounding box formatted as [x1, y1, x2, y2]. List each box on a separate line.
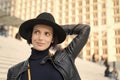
[36, 12, 55, 23]
[19, 12, 66, 44]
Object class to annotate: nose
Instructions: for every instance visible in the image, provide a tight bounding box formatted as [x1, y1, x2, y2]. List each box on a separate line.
[38, 33, 44, 40]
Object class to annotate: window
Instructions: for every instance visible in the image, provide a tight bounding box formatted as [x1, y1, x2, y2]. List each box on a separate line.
[86, 0, 89, 4]
[102, 39, 107, 46]
[86, 7, 89, 11]
[113, 0, 119, 6]
[116, 48, 120, 54]
[93, 12, 98, 18]
[86, 41, 90, 47]
[102, 3, 106, 8]
[102, 18, 106, 25]
[86, 14, 90, 19]
[94, 40, 98, 46]
[79, 16, 82, 23]
[94, 49, 99, 56]
[78, 1, 82, 6]
[93, 5, 97, 10]
[114, 16, 120, 22]
[115, 38, 120, 44]
[93, 20, 98, 26]
[72, 3, 75, 7]
[115, 29, 120, 35]
[93, 0, 97, 2]
[86, 49, 91, 55]
[102, 31, 107, 37]
[103, 48, 108, 54]
[79, 9, 82, 13]
[114, 8, 119, 14]
[102, 12, 106, 16]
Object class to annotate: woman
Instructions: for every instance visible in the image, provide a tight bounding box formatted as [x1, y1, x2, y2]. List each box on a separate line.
[7, 12, 90, 80]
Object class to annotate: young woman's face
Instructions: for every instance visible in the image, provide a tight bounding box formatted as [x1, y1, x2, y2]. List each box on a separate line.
[32, 24, 53, 51]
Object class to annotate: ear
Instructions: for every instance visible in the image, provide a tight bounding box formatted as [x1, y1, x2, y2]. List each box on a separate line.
[52, 38, 54, 43]
[51, 40, 54, 43]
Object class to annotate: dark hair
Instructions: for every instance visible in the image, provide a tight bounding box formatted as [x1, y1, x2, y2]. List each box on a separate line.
[51, 33, 59, 48]
[26, 29, 58, 48]
[26, 30, 32, 45]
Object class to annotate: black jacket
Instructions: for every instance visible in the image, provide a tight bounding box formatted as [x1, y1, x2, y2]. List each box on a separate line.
[7, 24, 90, 80]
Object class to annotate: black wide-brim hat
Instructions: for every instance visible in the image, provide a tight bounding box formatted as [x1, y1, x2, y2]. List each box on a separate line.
[19, 12, 66, 44]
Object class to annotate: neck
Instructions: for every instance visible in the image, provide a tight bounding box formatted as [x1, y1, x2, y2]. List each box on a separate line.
[29, 48, 49, 60]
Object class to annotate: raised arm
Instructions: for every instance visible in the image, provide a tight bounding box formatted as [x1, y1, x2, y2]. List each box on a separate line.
[62, 24, 90, 60]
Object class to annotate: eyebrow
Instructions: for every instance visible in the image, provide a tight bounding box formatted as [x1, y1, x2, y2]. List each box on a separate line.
[33, 28, 53, 33]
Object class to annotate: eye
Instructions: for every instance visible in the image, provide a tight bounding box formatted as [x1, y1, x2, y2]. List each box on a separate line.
[33, 30, 39, 34]
[45, 32, 51, 37]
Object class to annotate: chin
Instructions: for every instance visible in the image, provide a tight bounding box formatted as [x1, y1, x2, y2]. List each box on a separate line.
[36, 48, 47, 51]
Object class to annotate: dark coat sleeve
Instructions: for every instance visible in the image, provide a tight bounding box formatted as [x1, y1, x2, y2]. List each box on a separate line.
[61, 24, 90, 60]
[7, 67, 13, 80]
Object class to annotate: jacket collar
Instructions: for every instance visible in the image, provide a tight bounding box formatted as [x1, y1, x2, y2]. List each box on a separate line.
[40, 55, 52, 64]
[15, 55, 52, 79]
[15, 59, 29, 78]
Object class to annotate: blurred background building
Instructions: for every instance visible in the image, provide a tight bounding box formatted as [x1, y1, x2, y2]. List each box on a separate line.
[0, 0, 120, 67]
[0, 0, 120, 80]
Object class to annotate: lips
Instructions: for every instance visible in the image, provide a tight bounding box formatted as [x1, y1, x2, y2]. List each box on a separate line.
[36, 42, 45, 46]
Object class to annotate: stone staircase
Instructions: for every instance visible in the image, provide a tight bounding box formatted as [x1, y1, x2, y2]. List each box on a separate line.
[0, 56, 18, 80]
[0, 36, 30, 80]
[0, 36, 119, 80]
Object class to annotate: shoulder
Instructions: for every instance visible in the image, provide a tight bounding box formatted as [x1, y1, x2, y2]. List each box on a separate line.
[7, 60, 28, 79]
[9, 60, 27, 72]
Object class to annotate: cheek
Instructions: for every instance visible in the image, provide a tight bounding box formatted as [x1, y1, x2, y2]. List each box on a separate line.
[31, 34, 36, 44]
[46, 37, 53, 44]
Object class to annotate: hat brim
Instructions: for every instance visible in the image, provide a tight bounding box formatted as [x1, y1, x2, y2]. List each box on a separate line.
[19, 19, 66, 44]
